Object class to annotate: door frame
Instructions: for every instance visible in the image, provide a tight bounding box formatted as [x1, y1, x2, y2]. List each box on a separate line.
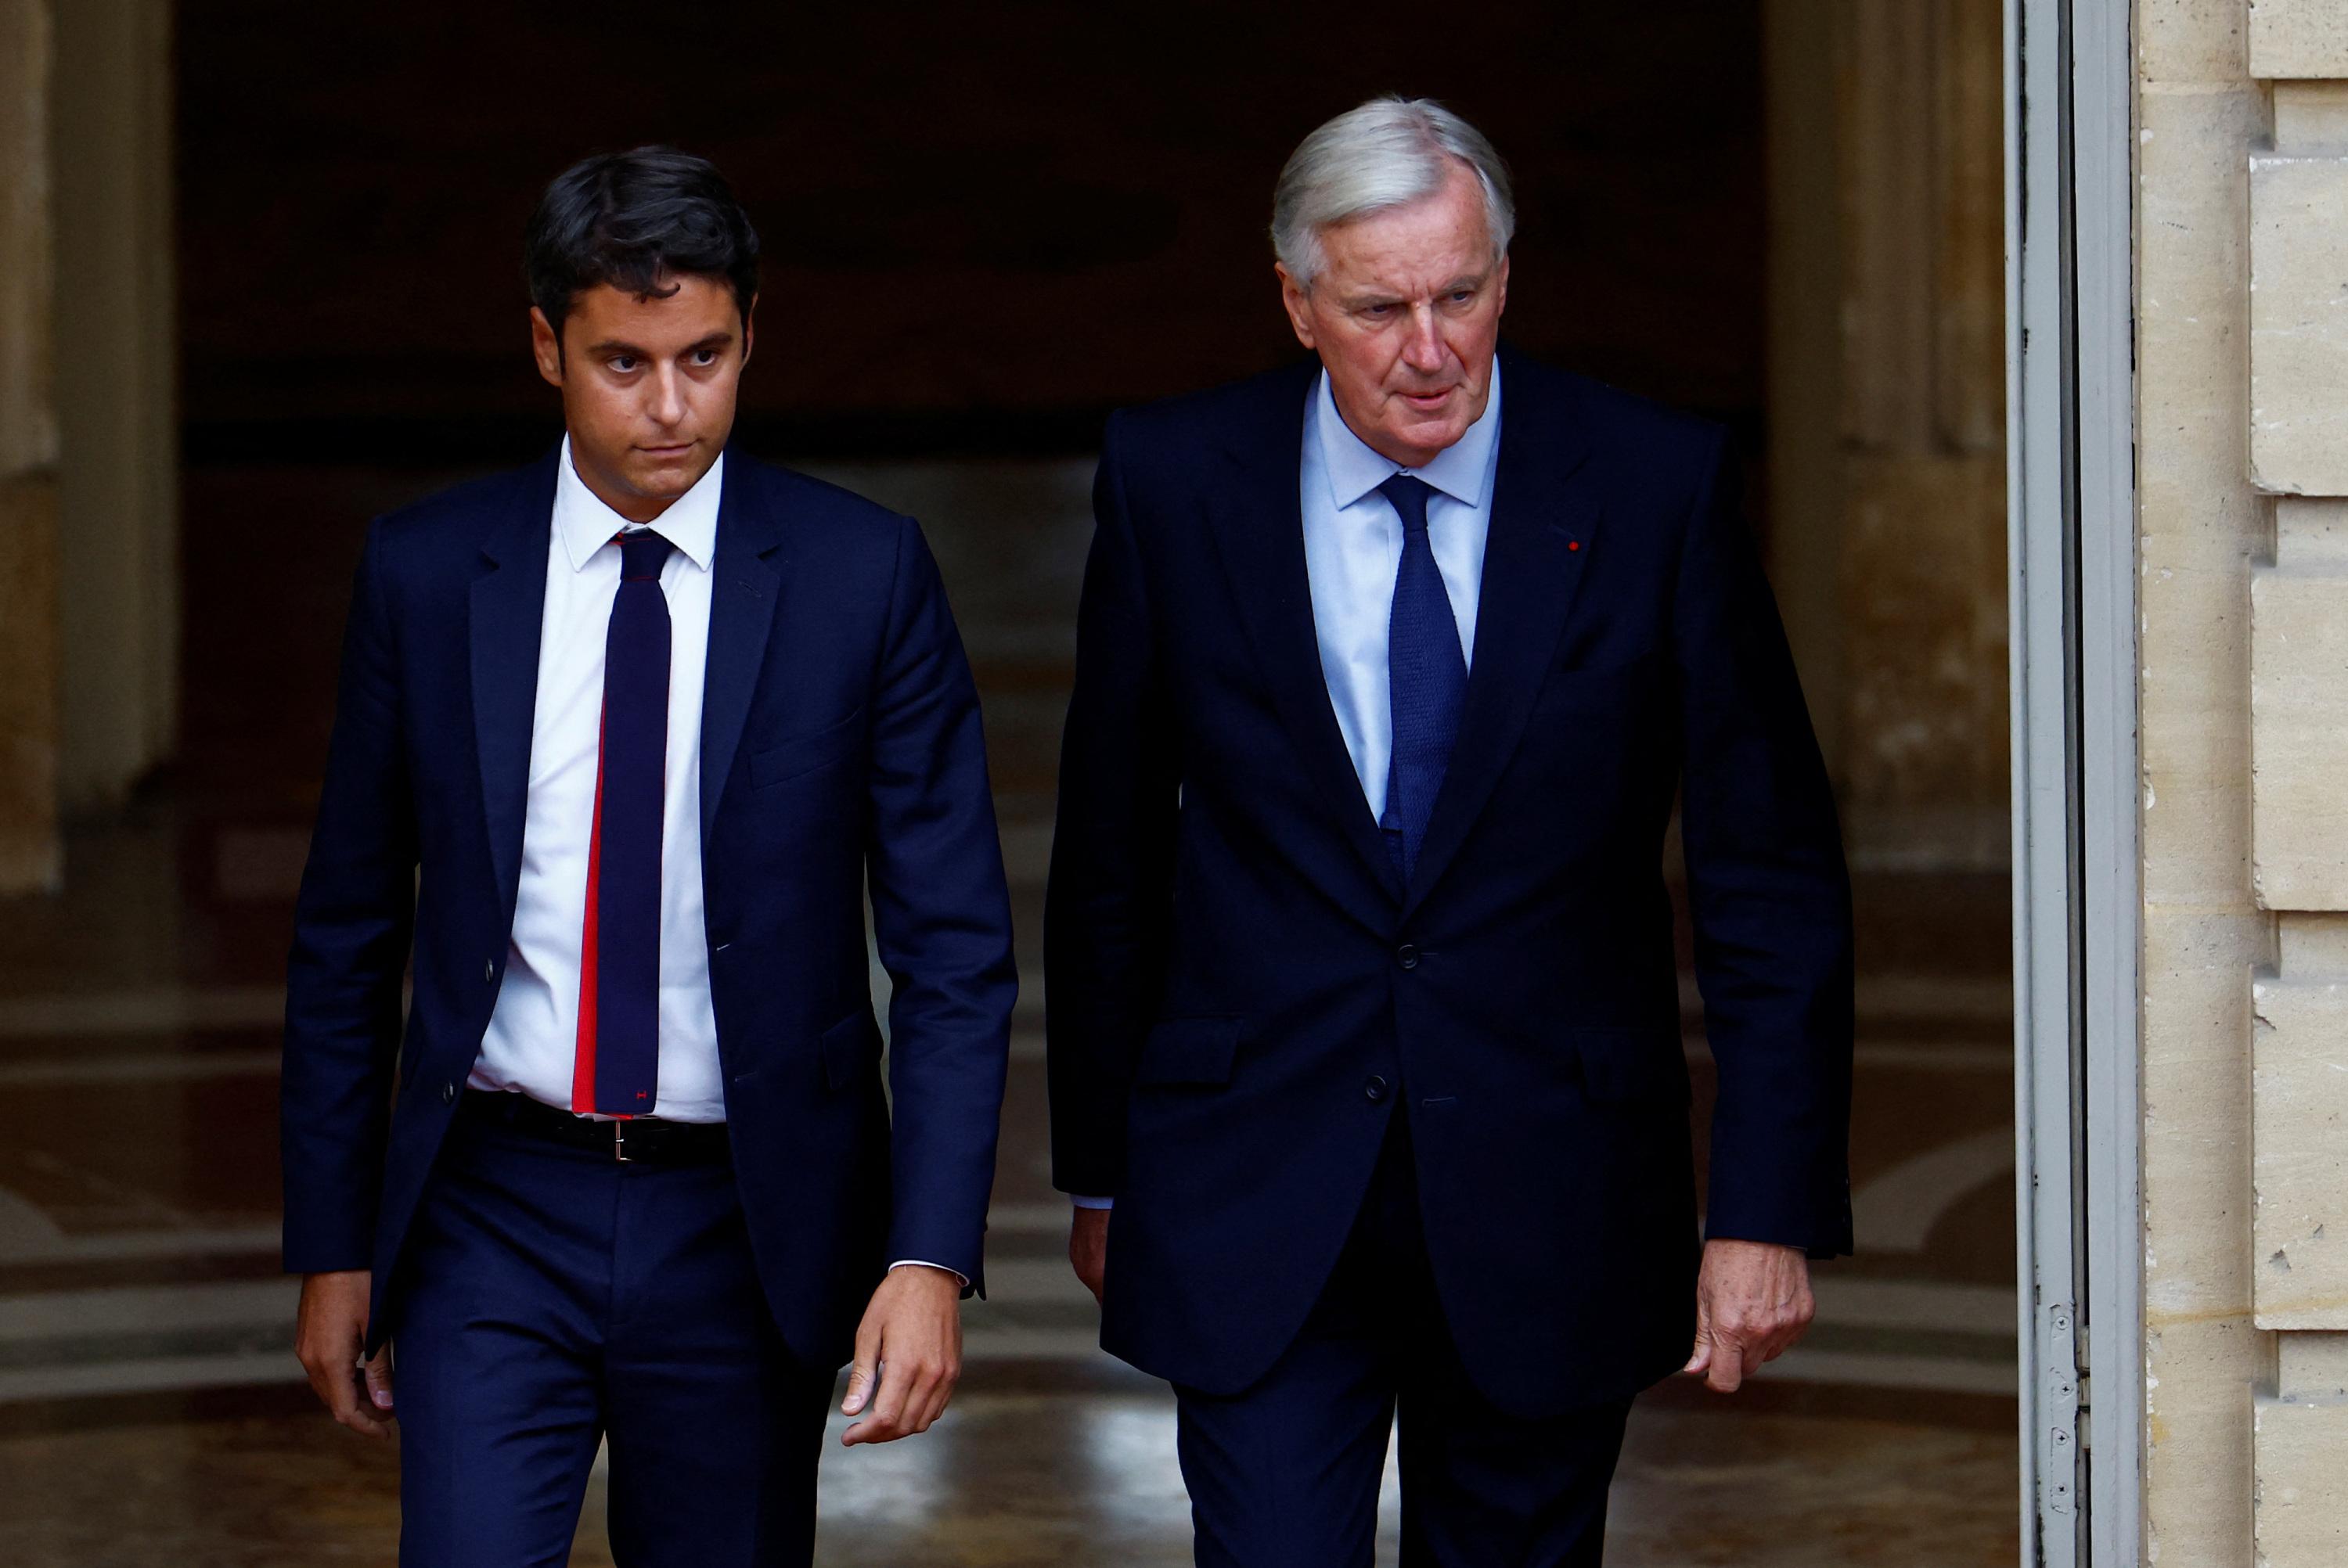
[2006, 0, 2140, 1561]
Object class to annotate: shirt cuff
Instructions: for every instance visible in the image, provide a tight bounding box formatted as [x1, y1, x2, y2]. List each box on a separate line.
[1070, 1195, 1115, 1210]
[888, 1259, 971, 1287]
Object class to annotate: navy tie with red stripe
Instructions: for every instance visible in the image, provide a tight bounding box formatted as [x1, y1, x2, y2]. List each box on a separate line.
[573, 527, 674, 1116]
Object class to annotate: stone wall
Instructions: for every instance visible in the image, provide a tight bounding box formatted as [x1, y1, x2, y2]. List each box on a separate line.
[2243, 5, 2348, 1562]
[2141, 1, 2348, 1560]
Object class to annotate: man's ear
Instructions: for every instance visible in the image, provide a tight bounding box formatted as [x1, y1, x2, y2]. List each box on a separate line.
[740, 292, 757, 369]
[1274, 263, 1316, 352]
[529, 307, 564, 389]
[1493, 253, 1511, 319]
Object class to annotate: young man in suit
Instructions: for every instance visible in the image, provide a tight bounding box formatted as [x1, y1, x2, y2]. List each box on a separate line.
[282, 147, 1016, 1567]
[1048, 98, 1854, 1566]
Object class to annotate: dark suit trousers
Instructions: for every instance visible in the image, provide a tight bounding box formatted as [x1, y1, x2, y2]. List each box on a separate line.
[392, 1100, 837, 1568]
[1173, 1114, 1633, 1568]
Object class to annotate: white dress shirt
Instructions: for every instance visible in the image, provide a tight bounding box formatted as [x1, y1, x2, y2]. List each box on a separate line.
[470, 438, 728, 1121]
[1069, 363, 1504, 1210]
[470, 442, 960, 1281]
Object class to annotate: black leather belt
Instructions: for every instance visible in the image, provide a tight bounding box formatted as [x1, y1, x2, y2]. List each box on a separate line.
[459, 1089, 731, 1165]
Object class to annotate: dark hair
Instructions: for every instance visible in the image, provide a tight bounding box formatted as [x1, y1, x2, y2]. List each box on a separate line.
[524, 146, 760, 347]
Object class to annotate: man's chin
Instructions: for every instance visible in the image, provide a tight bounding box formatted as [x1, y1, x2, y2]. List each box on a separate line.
[1383, 409, 1468, 456]
[622, 454, 709, 497]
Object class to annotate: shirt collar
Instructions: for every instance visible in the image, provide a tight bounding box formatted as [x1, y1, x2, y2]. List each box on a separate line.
[553, 435, 723, 573]
[1315, 356, 1503, 513]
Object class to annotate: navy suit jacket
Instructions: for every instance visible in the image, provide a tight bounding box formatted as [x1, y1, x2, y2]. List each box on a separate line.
[281, 447, 1017, 1367]
[1046, 347, 1854, 1419]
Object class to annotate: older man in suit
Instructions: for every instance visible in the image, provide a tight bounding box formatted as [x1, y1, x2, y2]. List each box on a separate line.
[1047, 97, 1854, 1566]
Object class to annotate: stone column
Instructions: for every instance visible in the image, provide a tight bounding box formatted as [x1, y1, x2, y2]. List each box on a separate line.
[0, 0, 60, 894]
[1836, 0, 2008, 869]
[51, 0, 177, 812]
[1764, 0, 2008, 871]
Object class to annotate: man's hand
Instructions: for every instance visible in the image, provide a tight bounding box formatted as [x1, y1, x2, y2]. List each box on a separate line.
[1069, 1207, 1108, 1304]
[295, 1269, 394, 1438]
[1683, 1239, 1814, 1394]
[841, 1264, 963, 1445]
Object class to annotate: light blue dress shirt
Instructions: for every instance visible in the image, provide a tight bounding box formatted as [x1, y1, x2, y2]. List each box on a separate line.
[1299, 360, 1501, 822]
[1069, 361, 1503, 1212]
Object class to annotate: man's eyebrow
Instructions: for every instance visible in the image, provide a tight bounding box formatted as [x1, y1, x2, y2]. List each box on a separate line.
[582, 331, 736, 358]
[1338, 272, 1490, 310]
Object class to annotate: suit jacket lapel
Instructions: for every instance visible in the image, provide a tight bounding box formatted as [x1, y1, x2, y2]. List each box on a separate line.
[1205, 368, 1403, 903]
[470, 451, 560, 929]
[699, 455, 785, 840]
[1404, 359, 1601, 916]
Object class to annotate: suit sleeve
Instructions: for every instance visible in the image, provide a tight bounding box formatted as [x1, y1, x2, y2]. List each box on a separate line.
[1672, 429, 1856, 1258]
[1044, 418, 1183, 1199]
[281, 519, 419, 1275]
[864, 516, 1017, 1293]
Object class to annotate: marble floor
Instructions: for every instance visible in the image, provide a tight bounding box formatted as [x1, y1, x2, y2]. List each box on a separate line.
[0, 457, 2022, 1563]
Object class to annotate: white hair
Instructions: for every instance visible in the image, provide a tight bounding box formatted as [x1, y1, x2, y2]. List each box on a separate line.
[1271, 95, 1515, 290]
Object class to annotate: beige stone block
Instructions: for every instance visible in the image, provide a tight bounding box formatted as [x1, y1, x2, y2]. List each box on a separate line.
[2143, 0, 2249, 85]
[2148, 1317, 2260, 1566]
[2146, 710, 2256, 909]
[2253, 0, 2348, 79]
[2250, 153, 2348, 494]
[2142, 528, 2256, 908]
[2274, 81, 2348, 149]
[2256, 1395, 2348, 1565]
[2280, 914, 2348, 979]
[2145, 907, 2268, 1317]
[2253, 976, 2348, 1325]
[2278, 1331, 2348, 1396]
[2139, 82, 2261, 521]
[2277, 497, 2348, 566]
[2253, 568, 2348, 907]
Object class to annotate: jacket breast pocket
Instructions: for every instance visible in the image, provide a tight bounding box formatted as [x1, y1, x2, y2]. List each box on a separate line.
[1133, 1016, 1242, 1088]
[751, 707, 866, 790]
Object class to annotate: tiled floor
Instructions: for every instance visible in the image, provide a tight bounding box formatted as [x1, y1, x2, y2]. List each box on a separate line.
[3, 1380, 2018, 1566]
[0, 458, 2022, 1563]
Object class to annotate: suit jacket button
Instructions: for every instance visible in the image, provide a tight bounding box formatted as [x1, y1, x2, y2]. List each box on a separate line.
[441, 1083, 456, 1103]
[1395, 944, 1420, 970]
[484, 959, 496, 983]
[1364, 1075, 1390, 1103]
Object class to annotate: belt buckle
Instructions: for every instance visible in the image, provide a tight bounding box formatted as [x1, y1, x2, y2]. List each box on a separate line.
[613, 1120, 632, 1163]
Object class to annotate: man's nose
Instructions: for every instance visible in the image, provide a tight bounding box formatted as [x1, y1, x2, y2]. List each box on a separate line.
[1401, 307, 1446, 373]
[646, 364, 688, 426]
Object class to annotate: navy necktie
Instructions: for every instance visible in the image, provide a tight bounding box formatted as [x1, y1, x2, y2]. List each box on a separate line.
[578, 527, 674, 1116]
[1379, 474, 1468, 883]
